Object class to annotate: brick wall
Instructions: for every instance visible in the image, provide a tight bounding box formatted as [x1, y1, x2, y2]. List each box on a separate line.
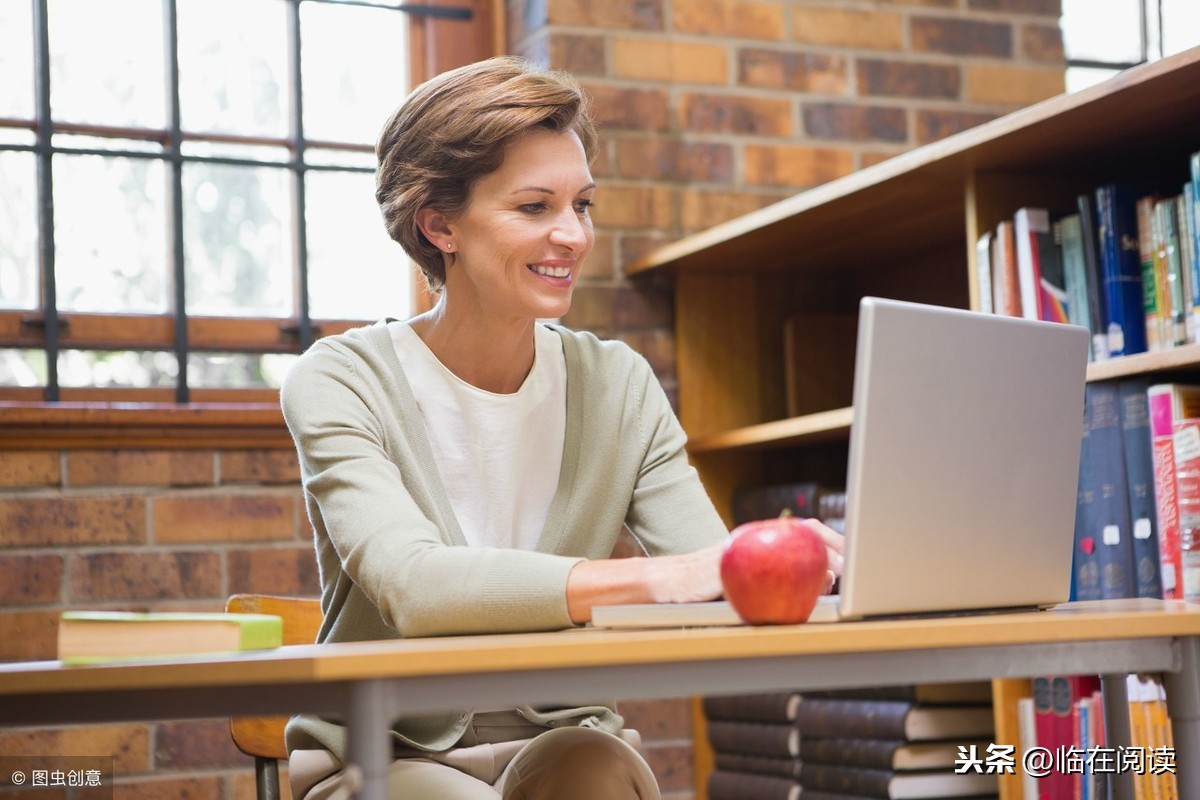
[0, 3, 1065, 798]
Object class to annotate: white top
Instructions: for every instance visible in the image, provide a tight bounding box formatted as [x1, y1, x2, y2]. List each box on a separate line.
[388, 321, 567, 551]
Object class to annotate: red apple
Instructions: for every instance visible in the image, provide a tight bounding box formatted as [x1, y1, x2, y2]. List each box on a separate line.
[720, 516, 829, 625]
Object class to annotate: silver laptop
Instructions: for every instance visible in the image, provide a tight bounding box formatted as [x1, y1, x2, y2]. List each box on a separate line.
[591, 297, 1090, 628]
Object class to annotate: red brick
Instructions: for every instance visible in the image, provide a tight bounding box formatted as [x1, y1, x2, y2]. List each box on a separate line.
[0, 496, 146, 548]
[877, 0, 956, 5]
[619, 698, 693, 739]
[965, 62, 1065, 104]
[803, 103, 909, 143]
[0, 724, 151, 773]
[1021, 23, 1065, 63]
[562, 286, 674, 332]
[672, 0, 786, 41]
[616, 328, 677, 383]
[548, 33, 606, 76]
[0, 554, 63, 605]
[151, 492, 297, 543]
[857, 59, 961, 100]
[738, 49, 848, 93]
[643, 742, 694, 791]
[219, 450, 299, 485]
[0, 452, 61, 487]
[590, 139, 614, 179]
[744, 143, 857, 188]
[591, 184, 676, 231]
[915, 108, 998, 144]
[69, 551, 221, 602]
[0, 610, 58, 661]
[155, 720, 247, 770]
[911, 16, 1013, 57]
[620, 235, 674, 270]
[549, 0, 664, 31]
[583, 84, 671, 132]
[227, 547, 320, 597]
[861, 150, 902, 168]
[679, 188, 783, 233]
[792, 7, 905, 50]
[968, 0, 1060, 15]
[581, 232, 617, 282]
[612, 38, 729, 85]
[615, 138, 734, 183]
[66, 451, 214, 487]
[679, 92, 793, 136]
[107, 776, 225, 800]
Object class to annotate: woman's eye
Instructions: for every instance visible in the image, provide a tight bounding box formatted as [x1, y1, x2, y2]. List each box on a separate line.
[575, 200, 594, 215]
[519, 203, 547, 214]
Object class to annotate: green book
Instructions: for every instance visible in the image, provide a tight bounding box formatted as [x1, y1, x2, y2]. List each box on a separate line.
[58, 611, 283, 664]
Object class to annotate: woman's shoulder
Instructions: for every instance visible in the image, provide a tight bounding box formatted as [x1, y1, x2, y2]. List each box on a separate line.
[544, 324, 650, 375]
[282, 321, 396, 396]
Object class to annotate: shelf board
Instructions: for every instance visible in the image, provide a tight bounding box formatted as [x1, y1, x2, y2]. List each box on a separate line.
[687, 406, 853, 455]
[1087, 344, 1200, 382]
[627, 46, 1200, 279]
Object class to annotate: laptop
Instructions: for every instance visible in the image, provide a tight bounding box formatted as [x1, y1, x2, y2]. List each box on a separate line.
[592, 296, 1091, 628]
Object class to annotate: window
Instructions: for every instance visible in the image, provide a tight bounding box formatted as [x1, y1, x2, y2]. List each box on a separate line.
[0, 0, 488, 403]
[1062, 0, 1200, 92]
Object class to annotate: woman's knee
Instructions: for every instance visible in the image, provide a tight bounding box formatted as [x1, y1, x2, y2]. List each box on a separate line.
[500, 728, 660, 800]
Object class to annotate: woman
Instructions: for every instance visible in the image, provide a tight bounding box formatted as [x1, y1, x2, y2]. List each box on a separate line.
[281, 56, 844, 800]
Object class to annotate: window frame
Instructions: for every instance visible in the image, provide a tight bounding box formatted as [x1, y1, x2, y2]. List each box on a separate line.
[0, 0, 497, 409]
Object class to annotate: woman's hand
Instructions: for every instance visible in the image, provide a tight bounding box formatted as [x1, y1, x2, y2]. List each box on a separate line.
[801, 518, 846, 594]
[645, 542, 726, 605]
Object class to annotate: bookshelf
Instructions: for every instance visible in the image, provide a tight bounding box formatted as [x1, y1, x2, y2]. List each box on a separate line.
[625, 46, 1200, 800]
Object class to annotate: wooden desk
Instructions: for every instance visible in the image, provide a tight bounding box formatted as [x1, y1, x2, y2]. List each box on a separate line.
[2, 599, 1199, 800]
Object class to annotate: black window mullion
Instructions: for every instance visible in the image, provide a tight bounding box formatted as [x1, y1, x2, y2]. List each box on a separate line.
[32, 0, 60, 401]
[288, 0, 313, 353]
[163, 0, 189, 403]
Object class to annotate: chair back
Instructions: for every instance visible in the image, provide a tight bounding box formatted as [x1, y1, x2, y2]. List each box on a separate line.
[226, 594, 323, 760]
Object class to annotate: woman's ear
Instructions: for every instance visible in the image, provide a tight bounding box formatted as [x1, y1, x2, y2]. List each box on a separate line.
[416, 208, 454, 253]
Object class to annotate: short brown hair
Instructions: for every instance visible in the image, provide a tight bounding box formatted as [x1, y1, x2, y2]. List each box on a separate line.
[375, 56, 598, 293]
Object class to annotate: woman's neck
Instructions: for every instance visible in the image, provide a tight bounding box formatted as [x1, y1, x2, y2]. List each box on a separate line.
[407, 300, 537, 394]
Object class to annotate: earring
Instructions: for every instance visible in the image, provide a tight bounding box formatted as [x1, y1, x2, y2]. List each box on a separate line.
[445, 243, 454, 252]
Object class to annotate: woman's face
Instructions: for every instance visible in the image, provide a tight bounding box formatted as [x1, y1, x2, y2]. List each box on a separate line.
[443, 127, 595, 323]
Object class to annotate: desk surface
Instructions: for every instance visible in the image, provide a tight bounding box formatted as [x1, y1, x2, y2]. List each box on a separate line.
[2, 598, 1198, 697]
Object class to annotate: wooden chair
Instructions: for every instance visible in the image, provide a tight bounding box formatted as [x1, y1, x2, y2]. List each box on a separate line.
[226, 594, 323, 800]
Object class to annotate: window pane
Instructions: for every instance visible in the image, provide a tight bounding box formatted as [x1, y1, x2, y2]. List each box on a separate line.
[0, 152, 39, 310]
[0, 128, 37, 146]
[59, 349, 176, 388]
[1066, 66, 1122, 93]
[0, 0, 34, 119]
[305, 148, 377, 170]
[300, 2, 407, 144]
[54, 154, 169, 313]
[1061, 0, 1144, 63]
[306, 170, 410, 320]
[52, 134, 164, 154]
[181, 140, 290, 163]
[48, 0, 165, 128]
[1162, 0, 1200, 56]
[189, 352, 296, 389]
[183, 162, 292, 317]
[0, 350, 47, 387]
[178, 0, 288, 137]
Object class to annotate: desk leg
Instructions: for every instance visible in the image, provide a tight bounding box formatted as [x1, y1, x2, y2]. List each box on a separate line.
[347, 679, 391, 800]
[1164, 636, 1200, 800]
[1102, 673, 1135, 800]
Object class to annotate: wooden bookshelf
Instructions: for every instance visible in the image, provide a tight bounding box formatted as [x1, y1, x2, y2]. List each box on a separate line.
[627, 46, 1200, 800]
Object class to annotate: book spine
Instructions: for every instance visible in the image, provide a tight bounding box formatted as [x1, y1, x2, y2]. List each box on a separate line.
[1015, 207, 1048, 321]
[706, 719, 799, 758]
[1177, 192, 1197, 344]
[1032, 676, 1057, 800]
[731, 483, 826, 526]
[1061, 213, 1097, 360]
[797, 737, 901, 770]
[1039, 214, 1070, 323]
[996, 220, 1023, 318]
[1148, 385, 1188, 598]
[1072, 392, 1101, 602]
[976, 230, 995, 315]
[707, 770, 800, 800]
[1082, 382, 1137, 599]
[703, 692, 801, 723]
[713, 752, 803, 779]
[1017, 696, 1041, 800]
[1077, 192, 1110, 359]
[1159, 197, 1187, 347]
[1096, 184, 1148, 357]
[1137, 195, 1164, 352]
[1171, 416, 1200, 601]
[795, 698, 909, 741]
[797, 763, 893, 797]
[1119, 378, 1165, 598]
[1190, 154, 1200, 337]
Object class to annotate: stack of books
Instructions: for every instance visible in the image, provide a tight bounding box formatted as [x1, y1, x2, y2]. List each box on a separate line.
[704, 683, 1000, 800]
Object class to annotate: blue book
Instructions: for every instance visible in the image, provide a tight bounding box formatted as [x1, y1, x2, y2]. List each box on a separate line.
[1118, 377, 1165, 598]
[1095, 185, 1148, 357]
[1073, 382, 1136, 600]
[1076, 192, 1109, 360]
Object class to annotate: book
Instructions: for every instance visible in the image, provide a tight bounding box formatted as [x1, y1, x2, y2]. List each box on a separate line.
[1060, 213, 1098, 360]
[1073, 381, 1136, 600]
[802, 682, 993, 706]
[707, 718, 800, 758]
[57, 611, 284, 664]
[1157, 196, 1188, 347]
[1182, 185, 1199, 343]
[1076, 191, 1110, 360]
[704, 691, 802, 723]
[1118, 377, 1166, 599]
[1016, 696, 1040, 800]
[794, 699, 994, 742]
[713, 752, 803, 780]
[1014, 206, 1069, 324]
[1095, 184, 1148, 357]
[1147, 383, 1200, 599]
[991, 220, 1022, 318]
[1136, 194, 1165, 351]
[976, 230, 994, 315]
[798, 738, 991, 771]
[1173, 416, 1200, 602]
[797, 762, 999, 799]
[590, 600, 744, 629]
[708, 769, 800, 800]
[731, 481, 833, 526]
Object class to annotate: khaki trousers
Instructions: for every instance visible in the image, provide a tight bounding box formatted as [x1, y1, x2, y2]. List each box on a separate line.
[290, 713, 660, 800]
